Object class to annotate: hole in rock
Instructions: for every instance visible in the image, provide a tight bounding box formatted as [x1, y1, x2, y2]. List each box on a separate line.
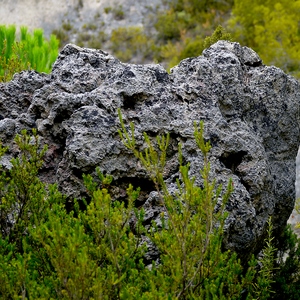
[155, 69, 169, 83]
[144, 130, 159, 138]
[122, 68, 136, 78]
[90, 58, 101, 68]
[53, 110, 73, 124]
[61, 71, 73, 82]
[123, 94, 136, 110]
[113, 176, 156, 207]
[122, 93, 147, 110]
[72, 167, 84, 179]
[219, 150, 247, 173]
[209, 133, 220, 147]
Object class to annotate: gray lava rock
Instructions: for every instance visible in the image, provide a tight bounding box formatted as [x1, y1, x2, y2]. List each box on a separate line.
[0, 41, 299, 259]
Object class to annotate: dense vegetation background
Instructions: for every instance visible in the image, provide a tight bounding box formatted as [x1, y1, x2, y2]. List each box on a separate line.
[53, 0, 300, 76]
[2, 0, 300, 77]
[1, 0, 300, 298]
[0, 122, 300, 299]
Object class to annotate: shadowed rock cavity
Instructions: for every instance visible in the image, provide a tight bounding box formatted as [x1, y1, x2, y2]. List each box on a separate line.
[0, 41, 299, 260]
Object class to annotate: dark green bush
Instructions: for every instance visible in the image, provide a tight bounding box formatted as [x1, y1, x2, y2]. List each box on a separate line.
[270, 225, 300, 299]
[62, 22, 73, 32]
[155, 11, 182, 41]
[110, 26, 154, 62]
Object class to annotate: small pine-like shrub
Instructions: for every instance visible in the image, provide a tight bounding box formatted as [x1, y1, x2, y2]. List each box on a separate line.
[203, 25, 232, 49]
[0, 40, 30, 82]
[0, 115, 281, 298]
[0, 129, 48, 251]
[271, 224, 300, 300]
[0, 25, 59, 82]
[19, 26, 59, 73]
[117, 108, 275, 298]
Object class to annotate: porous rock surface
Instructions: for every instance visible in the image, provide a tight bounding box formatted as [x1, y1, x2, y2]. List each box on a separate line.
[1, 41, 299, 258]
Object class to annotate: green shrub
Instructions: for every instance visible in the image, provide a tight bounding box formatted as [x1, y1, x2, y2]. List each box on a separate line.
[104, 5, 125, 20]
[19, 26, 59, 73]
[113, 5, 125, 20]
[0, 129, 48, 251]
[155, 11, 182, 41]
[75, 28, 107, 49]
[0, 116, 282, 298]
[117, 109, 275, 298]
[228, 0, 300, 77]
[0, 25, 59, 82]
[62, 22, 73, 32]
[104, 6, 112, 14]
[0, 129, 63, 298]
[110, 26, 153, 62]
[203, 25, 232, 49]
[252, 217, 277, 299]
[82, 23, 97, 31]
[51, 28, 71, 48]
[152, 0, 235, 67]
[158, 26, 232, 71]
[271, 224, 300, 299]
[0, 129, 147, 298]
[0, 40, 30, 82]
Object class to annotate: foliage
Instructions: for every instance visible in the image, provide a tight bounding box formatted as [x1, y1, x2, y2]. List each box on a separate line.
[118, 108, 270, 298]
[155, 0, 233, 43]
[112, 5, 125, 20]
[271, 224, 300, 299]
[62, 21, 73, 32]
[0, 129, 48, 251]
[104, 6, 113, 14]
[76, 30, 107, 49]
[153, 0, 300, 74]
[0, 130, 147, 298]
[0, 117, 292, 298]
[252, 217, 276, 299]
[0, 40, 30, 82]
[0, 130, 62, 298]
[82, 23, 97, 31]
[203, 25, 232, 50]
[229, 0, 300, 77]
[0, 25, 59, 82]
[153, 0, 234, 68]
[31, 180, 147, 299]
[19, 26, 59, 73]
[155, 10, 182, 41]
[159, 25, 232, 70]
[110, 26, 154, 62]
